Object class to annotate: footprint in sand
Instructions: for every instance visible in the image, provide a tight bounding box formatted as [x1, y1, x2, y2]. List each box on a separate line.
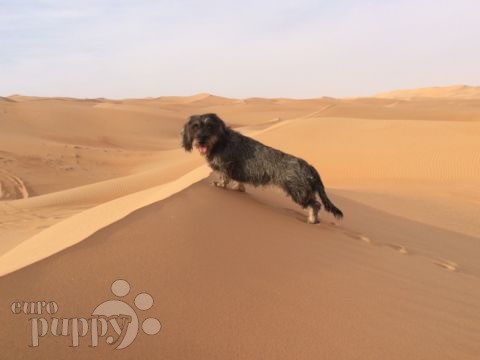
[348, 232, 410, 257]
[433, 259, 458, 272]
[336, 227, 373, 245]
[338, 227, 458, 272]
[357, 235, 372, 244]
[385, 244, 409, 255]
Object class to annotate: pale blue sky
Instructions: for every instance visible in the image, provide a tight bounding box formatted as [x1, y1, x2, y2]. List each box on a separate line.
[0, 0, 478, 98]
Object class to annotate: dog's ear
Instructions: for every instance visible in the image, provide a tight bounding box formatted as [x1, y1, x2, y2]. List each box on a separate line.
[181, 118, 193, 151]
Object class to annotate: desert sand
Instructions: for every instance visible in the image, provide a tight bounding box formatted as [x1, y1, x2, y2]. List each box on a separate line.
[0, 86, 479, 359]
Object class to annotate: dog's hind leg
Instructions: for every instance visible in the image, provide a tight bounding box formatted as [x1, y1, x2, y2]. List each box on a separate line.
[282, 183, 320, 224]
[307, 201, 320, 224]
[307, 198, 321, 224]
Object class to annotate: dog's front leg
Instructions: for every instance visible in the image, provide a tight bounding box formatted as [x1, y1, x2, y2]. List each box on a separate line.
[212, 173, 230, 188]
[212, 173, 245, 192]
[230, 181, 245, 192]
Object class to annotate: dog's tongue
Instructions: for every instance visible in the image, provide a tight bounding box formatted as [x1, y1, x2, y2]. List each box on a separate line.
[198, 145, 208, 155]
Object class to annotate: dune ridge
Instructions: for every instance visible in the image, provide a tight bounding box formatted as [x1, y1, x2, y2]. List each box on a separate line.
[0, 165, 210, 276]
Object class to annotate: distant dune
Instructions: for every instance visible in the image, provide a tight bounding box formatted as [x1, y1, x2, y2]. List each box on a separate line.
[375, 84, 480, 99]
[0, 87, 479, 359]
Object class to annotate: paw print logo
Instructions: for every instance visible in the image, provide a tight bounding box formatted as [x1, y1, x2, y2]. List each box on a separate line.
[92, 279, 161, 349]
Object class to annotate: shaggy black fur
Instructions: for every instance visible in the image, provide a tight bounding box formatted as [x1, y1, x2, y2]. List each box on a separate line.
[181, 113, 343, 223]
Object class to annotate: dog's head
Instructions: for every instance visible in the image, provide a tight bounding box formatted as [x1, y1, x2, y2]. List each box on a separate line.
[181, 113, 227, 156]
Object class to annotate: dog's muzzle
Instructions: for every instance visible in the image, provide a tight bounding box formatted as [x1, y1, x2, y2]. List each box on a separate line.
[196, 138, 209, 155]
[198, 144, 208, 155]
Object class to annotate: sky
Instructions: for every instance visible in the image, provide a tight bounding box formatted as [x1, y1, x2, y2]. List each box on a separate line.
[0, 0, 479, 98]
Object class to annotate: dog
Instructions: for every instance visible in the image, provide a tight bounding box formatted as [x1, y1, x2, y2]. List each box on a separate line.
[181, 113, 343, 223]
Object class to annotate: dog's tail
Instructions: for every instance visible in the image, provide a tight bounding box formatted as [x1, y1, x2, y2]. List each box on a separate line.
[316, 181, 343, 219]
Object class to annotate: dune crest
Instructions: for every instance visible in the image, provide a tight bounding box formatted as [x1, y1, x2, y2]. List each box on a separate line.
[0, 165, 210, 277]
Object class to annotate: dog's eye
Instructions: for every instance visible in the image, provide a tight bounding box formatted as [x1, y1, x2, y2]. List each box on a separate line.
[191, 123, 199, 130]
[206, 123, 212, 129]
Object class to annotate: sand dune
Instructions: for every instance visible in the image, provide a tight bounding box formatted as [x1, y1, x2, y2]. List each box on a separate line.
[375, 84, 480, 99]
[0, 165, 210, 276]
[0, 88, 479, 358]
[1, 179, 479, 359]
[255, 116, 480, 237]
